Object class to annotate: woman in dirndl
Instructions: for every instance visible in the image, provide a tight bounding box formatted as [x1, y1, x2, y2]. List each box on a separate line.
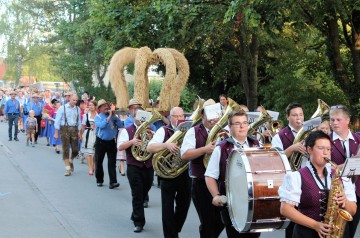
[80, 100, 98, 175]
[49, 100, 62, 153]
[116, 110, 128, 176]
[279, 131, 357, 238]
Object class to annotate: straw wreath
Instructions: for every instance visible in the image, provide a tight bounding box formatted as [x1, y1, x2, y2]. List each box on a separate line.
[108, 47, 138, 109]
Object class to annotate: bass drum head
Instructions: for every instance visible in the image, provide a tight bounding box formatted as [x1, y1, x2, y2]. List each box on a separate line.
[226, 149, 252, 232]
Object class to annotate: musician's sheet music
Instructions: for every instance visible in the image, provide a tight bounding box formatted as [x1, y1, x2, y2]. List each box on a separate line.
[247, 112, 260, 124]
[341, 157, 360, 177]
[135, 110, 152, 122]
[204, 103, 222, 120]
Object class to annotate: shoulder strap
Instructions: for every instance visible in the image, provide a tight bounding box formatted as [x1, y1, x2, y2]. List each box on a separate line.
[64, 105, 68, 126]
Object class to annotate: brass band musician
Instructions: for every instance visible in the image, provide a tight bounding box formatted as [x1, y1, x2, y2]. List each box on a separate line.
[329, 105, 360, 238]
[205, 110, 260, 238]
[180, 99, 224, 238]
[147, 106, 191, 238]
[279, 131, 356, 238]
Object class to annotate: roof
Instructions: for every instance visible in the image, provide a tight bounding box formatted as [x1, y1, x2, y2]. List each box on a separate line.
[0, 57, 6, 80]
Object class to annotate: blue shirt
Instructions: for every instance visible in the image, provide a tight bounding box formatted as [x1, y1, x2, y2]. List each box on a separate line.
[54, 104, 82, 130]
[25, 100, 43, 116]
[124, 114, 157, 131]
[94, 113, 123, 140]
[4, 98, 20, 114]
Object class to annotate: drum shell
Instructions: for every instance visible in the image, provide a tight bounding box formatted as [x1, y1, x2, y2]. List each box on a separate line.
[225, 148, 291, 232]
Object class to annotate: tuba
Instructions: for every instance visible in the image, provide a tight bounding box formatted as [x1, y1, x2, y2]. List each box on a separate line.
[152, 97, 204, 178]
[247, 107, 273, 144]
[131, 110, 164, 161]
[289, 99, 330, 170]
[203, 98, 241, 168]
[324, 157, 353, 238]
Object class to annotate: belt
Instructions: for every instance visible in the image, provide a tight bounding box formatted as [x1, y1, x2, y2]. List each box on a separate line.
[8, 113, 19, 116]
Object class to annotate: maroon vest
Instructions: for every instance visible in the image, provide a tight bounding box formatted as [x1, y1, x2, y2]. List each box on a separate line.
[278, 126, 295, 150]
[218, 137, 260, 194]
[330, 132, 360, 197]
[162, 125, 175, 142]
[189, 124, 208, 179]
[125, 124, 153, 168]
[298, 167, 329, 222]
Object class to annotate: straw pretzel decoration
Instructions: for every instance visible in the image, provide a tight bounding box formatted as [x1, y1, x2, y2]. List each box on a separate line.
[109, 47, 189, 111]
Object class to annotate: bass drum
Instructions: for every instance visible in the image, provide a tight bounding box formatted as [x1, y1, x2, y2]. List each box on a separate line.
[225, 147, 291, 232]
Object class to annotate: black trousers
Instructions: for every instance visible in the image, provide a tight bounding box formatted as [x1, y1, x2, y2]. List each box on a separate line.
[127, 164, 154, 227]
[34, 115, 41, 142]
[161, 172, 191, 238]
[94, 137, 117, 184]
[348, 195, 360, 238]
[192, 178, 224, 238]
[220, 208, 260, 238]
[292, 224, 317, 238]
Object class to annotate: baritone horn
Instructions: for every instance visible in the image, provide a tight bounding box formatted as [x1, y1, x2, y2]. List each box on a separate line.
[131, 110, 164, 162]
[203, 98, 241, 168]
[153, 96, 204, 178]
[289, 99, 330, 170]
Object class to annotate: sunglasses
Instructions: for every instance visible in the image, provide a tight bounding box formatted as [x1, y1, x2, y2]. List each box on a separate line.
[330, 105, 349, 112]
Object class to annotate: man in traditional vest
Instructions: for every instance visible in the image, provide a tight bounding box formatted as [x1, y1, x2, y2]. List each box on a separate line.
[205, 109, 260, 238]
[147, 106, 191, 238]
[329, 105, 360, 238]
[118, 108, 154, 233]
[271, 102, 306, 238]
[271, 102, 306, 158]
[180, 99, 224, 238]
[54, 93, 81, 176]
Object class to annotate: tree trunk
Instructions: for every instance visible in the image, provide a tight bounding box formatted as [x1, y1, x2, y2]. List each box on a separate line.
[324, 4, 359, 110]
[237, 24, 259, 110]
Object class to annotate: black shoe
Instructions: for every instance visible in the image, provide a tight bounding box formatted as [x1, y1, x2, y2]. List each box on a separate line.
[46, 143, 50, 146]
[14, 138, 19, 141]
[133, 226, 143, 233]
[56, 150, 60, 154]
[8, 138, 12, 141]
[109, 183, 120, 189]
[143, 201, 148, 208]
[97, 183, 103, 187]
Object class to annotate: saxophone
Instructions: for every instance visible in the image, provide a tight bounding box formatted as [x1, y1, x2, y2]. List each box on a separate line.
[289, 99, 330, 170]
[324, 157, 353, 238]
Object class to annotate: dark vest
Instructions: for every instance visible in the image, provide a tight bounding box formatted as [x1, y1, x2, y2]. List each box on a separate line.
[189, 124, 208, 179]
[278, 126, 295, 150]
[125, 124, 153, 168]
[330, 132, 360, 197]
[218, 137, 260, 194]
[298, 167, 329, 222]
[162, 125, 175, 142]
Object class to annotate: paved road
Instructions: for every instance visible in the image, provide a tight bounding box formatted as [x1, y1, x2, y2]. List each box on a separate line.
[0, 121, 357, 238]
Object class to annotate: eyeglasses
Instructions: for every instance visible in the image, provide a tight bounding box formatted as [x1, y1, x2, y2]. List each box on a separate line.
[230, 121, 249, 127]
[171, 114, 184, 118]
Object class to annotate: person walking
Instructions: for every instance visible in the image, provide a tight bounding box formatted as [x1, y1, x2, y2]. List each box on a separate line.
[80, 100, 98, 175]
[4, 91, 21, 141]
[94, 99, 122, 188]
[54, 94, 82, 176]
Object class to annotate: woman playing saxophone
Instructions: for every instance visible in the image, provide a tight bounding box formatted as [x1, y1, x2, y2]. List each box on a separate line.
[278, 131, 357, 238]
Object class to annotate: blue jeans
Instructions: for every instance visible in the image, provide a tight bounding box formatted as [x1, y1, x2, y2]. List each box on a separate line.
[7, 114, 19, 139]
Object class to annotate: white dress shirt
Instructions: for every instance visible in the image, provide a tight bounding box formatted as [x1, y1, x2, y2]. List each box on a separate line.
[278, 161, 356, 206]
